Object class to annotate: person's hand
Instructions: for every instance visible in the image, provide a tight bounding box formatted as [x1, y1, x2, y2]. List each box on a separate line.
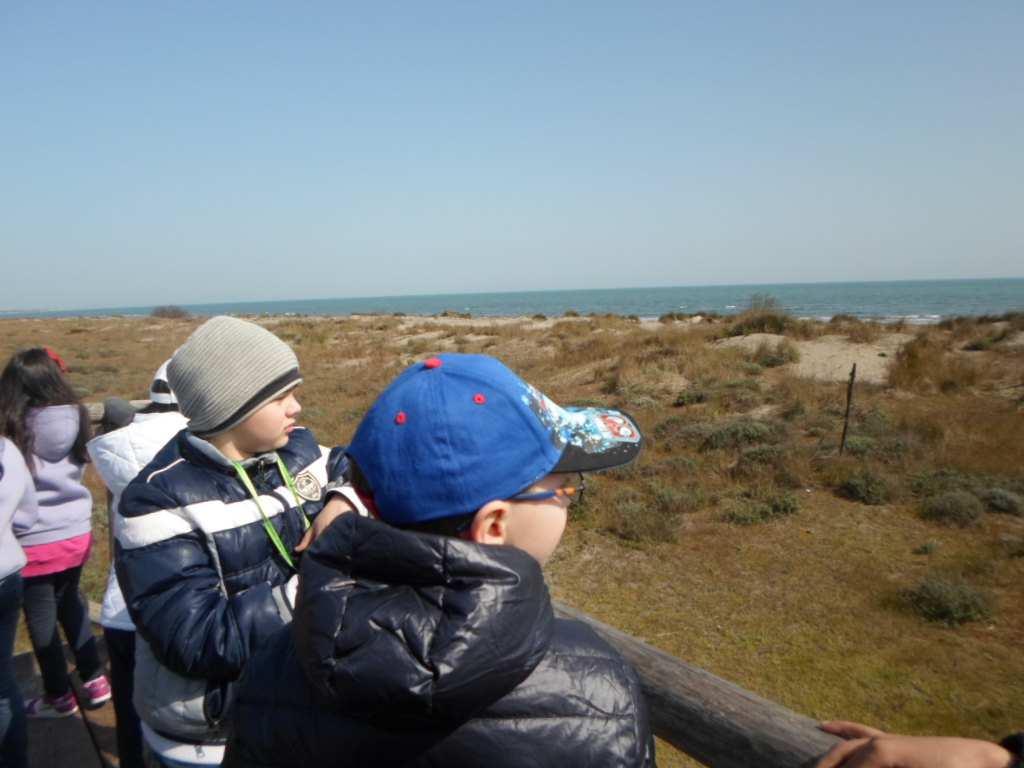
[817, 721, 1015, 768]
[295, 495, 353, 553]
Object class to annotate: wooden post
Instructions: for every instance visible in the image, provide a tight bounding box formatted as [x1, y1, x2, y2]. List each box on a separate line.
[553, 602, 839, 768]
[838, 364, 856, 455]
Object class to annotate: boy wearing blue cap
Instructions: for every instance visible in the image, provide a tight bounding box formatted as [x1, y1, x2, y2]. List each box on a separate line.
[226, 354, 655, 768]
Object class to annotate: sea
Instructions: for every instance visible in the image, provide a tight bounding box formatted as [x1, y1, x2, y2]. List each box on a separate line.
[5, 278, 1023, 322]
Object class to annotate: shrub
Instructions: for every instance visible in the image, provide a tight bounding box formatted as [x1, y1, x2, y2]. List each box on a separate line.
[439, 309, 471, 319]
[652, 417, 714, 449]
[912, 542, 938, 555]
[752, 339, 800, 368]
[909, 469, 976, 498]
[646, 480, 705, 515]
[920, 491, 983, 527]
[563, 309, 580, 317]
[722, 491, 799, 525]
[151, 305, 190, 319]
[599, 491, 677, 545]
[837, 468, 891, 505]
[901, 576, 991, 626]
[843, 436, 876, 457]
[728, 311, 790, 337]
[979, 488, 1022, 516]
[658, 311, 690, 323]
[531, 313, 547, 321]
[672, 390, 707, 407]
[702, 419, 776, 450]
[889, 334, 978, 393]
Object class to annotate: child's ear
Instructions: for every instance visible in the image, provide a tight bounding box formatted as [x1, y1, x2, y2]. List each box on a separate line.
[468, 502, 509, 546]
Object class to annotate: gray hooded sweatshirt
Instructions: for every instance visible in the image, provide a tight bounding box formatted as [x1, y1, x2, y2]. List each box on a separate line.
[16, 405, 92, 547]
[0, 436, 39, 580]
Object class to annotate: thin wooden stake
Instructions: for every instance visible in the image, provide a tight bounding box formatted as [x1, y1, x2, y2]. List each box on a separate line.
[839, 363, 856, 455]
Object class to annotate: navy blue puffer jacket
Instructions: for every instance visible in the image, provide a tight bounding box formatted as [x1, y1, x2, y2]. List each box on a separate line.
[115, 427, 348, 739]
[227, 513, 655, 767]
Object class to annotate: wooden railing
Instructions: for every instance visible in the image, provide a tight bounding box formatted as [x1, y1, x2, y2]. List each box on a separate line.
[87, 400, 839, 767]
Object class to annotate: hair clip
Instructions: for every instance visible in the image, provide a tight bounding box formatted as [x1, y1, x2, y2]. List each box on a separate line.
[44, 347, 69, 373]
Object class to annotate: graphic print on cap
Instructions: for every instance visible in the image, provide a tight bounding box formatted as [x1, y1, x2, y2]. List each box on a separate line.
[520, 383, 642, 472]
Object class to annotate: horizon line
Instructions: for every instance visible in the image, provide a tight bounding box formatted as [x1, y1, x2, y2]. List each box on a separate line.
[3, 275, 1023, 316]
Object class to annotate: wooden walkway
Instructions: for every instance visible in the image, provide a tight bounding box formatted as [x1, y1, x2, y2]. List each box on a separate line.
[14, 628, 119, 768]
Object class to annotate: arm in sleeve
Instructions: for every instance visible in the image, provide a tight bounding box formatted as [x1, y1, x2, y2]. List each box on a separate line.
[319, 446, 368, 516]
[2, 440, 40, 534]
[115, 484, 292, 681]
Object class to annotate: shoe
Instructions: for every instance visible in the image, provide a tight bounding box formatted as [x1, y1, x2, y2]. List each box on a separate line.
[82, 674, 112, 707]
[26, 690, 79, 718]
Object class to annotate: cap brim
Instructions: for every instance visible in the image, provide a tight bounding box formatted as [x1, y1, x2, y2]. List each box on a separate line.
[549, 407, 643, 474]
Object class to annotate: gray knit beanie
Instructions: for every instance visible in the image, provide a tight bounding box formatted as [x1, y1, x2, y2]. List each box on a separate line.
[168, 316, 302, 436]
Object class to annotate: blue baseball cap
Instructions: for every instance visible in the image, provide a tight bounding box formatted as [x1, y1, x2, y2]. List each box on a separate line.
[347, 354, 643, 526]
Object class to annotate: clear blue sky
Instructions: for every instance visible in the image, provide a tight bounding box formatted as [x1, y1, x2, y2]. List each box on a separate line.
[2, 2, 1021, 310]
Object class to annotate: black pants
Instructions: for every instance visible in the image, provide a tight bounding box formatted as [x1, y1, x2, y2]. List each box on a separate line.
[104, 627, 144, 768]
[0, 573, 27, 768]
[22, 565, 102, 696]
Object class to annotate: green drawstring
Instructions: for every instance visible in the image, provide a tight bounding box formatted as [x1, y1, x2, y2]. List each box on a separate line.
[233, 457, 310, 571]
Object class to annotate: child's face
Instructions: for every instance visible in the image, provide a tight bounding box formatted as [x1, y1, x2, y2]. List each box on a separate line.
[230, 389, 302, 455]
[500, 474, 576, 565]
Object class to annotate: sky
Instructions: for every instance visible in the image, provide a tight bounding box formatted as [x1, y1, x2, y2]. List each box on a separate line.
[1, 2, 1022, 311]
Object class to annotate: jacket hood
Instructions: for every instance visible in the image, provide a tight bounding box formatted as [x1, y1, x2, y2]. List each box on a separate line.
[295, 513, 554, 724]
[28, 405, 82, 463]
[87, 413, 188, 501]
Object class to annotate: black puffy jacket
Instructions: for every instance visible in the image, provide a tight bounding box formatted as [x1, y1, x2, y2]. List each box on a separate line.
[227, 513, 655, 767]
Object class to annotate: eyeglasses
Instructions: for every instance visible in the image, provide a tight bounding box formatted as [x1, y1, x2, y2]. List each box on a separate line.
[509, 473, 586, 507]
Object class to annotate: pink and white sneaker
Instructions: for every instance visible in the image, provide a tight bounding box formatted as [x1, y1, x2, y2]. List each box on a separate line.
[82, 674, 112, 707]
[25, 690, 79, 718]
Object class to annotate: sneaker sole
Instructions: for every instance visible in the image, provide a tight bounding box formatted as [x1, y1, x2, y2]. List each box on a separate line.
[86, 691, 112, 706]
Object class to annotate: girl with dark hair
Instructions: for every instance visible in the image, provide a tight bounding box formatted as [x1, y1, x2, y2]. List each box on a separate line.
[0, 348, 110, 718]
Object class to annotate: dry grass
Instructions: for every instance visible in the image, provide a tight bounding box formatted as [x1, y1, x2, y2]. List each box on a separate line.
[3, 312, 1023, 754]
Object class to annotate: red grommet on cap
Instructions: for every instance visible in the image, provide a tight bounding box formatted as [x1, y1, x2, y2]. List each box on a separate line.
[394, 411, 407, 425]
[473, 393, 486, 405]
[423, 357, 442, 369]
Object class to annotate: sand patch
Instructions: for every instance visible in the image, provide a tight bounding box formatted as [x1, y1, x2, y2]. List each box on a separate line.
[717, 332, 913, 384]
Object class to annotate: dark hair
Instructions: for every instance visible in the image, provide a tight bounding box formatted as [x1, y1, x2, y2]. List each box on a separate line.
[0, 348, 91, 467]
[347, 457, 475, 537]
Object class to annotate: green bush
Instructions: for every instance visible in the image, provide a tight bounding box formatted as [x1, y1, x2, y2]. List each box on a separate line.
[722, 491, 799, 525]
[151, 305, 190, 319]
[752, 339, 800, 368]
[672, 390, 708, 407]
[901, 576, 991, 626]
[600, 492, 676, 545]
[912, 542, 938, 555]
[703, 419, 776, 450]
[920, 491, 984, 527]
[837, 469, 891, 505]
[843, 436, 877, 457]
[645, 480, 705, 515]
[979, 488, 1022, 516]
[909, 469, 977, 498]
[652, 417, 714, 449]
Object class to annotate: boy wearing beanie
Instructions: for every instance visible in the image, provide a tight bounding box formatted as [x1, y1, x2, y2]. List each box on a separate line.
[115, 317, 359, 753]
[226, 354, 655, 768]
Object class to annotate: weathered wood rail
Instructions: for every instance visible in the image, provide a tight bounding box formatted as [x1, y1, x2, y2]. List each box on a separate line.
[86, 400, 839, 767]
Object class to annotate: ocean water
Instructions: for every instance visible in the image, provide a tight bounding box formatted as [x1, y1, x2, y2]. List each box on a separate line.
[7, 279, 1023, 321]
